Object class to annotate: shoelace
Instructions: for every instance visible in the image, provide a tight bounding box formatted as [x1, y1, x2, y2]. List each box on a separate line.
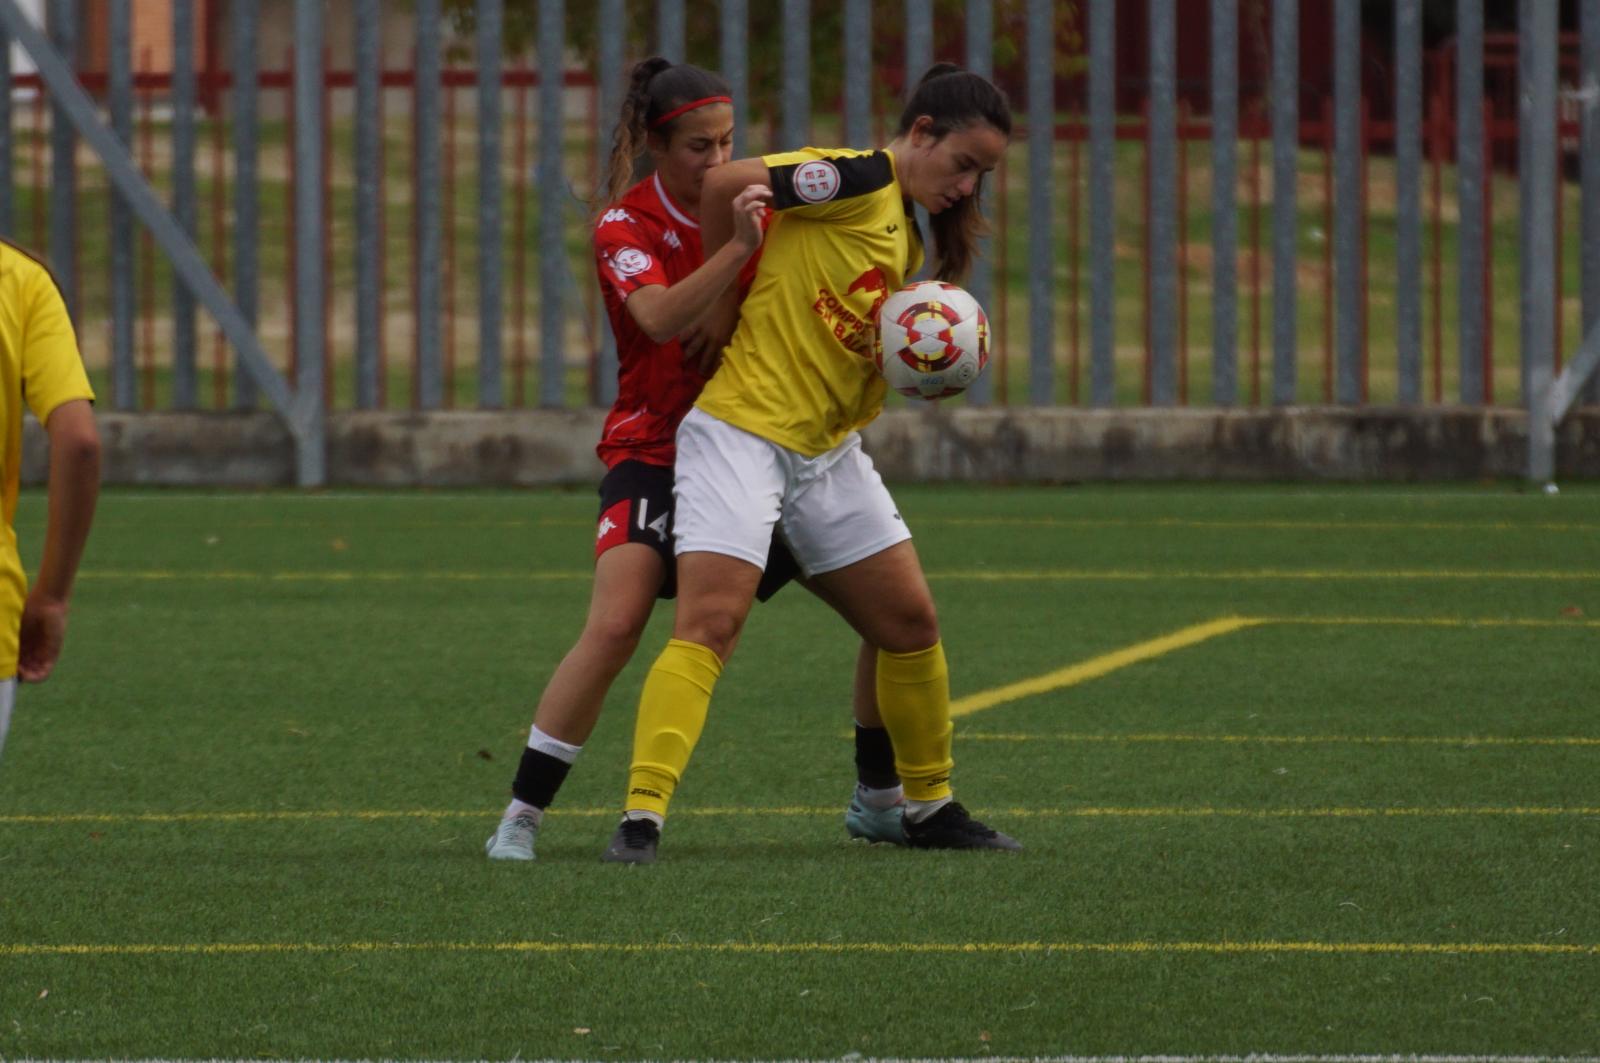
[618, 818, 657, 847]
[935, 802, 997, 839]
[497, 812, 537, 843]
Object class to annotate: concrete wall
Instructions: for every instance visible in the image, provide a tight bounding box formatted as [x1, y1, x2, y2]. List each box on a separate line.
[20, 408, 1600, 487]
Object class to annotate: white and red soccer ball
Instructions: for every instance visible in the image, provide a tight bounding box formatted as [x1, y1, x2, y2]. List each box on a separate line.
[874, 281, 990, 400]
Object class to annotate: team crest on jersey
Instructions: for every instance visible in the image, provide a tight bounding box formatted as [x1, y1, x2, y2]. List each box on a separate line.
[600, 208, 633, 226]
[793, 160, 841, 204]
[611, 247, 653, 278]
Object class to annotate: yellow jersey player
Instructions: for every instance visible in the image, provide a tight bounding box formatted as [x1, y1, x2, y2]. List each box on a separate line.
[602, 64, 1019, 862]
[483, 58, 905, 861]
[0, 240, 100, 763]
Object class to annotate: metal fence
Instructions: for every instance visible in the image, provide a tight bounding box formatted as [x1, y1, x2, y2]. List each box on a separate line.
[0, 0, 1596, 484]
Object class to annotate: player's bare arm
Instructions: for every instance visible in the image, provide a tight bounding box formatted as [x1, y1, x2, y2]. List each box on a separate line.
[18, 399, 100, 684]
[623, 181, 771, 348]
[693, 160, 774, 353]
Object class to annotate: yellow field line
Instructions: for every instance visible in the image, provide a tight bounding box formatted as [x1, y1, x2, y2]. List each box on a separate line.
[949, 616, 1262, 718]
[1270, 615, 1600, 628]
[932, 517, 1600, 532]
[940, 612, 1594, 720]
[40, 517, 1600, 532]
[3, 939, 1598, 958]
[71, 569, 1600, 583]
[76, 569, 592, 582]
[930, 569, 1600, 582]
[6, 805, 1598, 826]
[963, 733, 1600, 747]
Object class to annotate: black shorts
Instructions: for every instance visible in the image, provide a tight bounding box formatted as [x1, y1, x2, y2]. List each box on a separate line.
[595, 459, 800, 602]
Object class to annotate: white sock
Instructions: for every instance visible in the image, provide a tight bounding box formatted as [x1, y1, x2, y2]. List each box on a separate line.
[624, 809, 664, 828]
[855, 782, 905, 811]
[904, 795, 951, 824]
[503, 798, 544, 825]
[527, 724, 583, 764]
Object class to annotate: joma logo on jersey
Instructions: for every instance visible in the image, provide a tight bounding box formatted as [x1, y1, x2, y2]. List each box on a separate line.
[600, 208, 633, 225]
[793, 160, 841, 204]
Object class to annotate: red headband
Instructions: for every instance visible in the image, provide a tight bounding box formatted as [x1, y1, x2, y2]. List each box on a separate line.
[649, 95, 733, 129]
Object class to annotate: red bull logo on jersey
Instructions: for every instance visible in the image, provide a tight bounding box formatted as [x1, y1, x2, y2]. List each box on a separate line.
[811, 267, 892, 358]
[846, 267, 891, 322]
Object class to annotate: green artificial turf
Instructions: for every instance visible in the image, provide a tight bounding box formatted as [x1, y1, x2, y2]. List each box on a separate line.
[2, 483, 1599, 1058]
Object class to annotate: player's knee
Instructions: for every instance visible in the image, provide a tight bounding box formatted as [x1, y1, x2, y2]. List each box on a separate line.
[584, 612, 649, 667]
[677, 610, 744, 661]
[882, 601, 940, 654]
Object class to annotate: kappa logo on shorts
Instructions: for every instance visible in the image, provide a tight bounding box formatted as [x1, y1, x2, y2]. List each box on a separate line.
[793, 160, 841, 204]
[596, 499, 630, 557]
[610, 247, 653, 279]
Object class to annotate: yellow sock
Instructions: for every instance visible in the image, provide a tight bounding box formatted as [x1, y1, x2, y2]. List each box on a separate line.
[875, 642, 953, 802]
[623, 638, 723, 819]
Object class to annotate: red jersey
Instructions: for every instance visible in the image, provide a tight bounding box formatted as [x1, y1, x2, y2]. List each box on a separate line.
[594, 173, 757, 468]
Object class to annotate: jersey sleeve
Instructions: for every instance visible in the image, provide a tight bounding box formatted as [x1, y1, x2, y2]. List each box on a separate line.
[593, 210, 672, 299]
[765, 149, 894, 222]
[19, 262, 93, 423]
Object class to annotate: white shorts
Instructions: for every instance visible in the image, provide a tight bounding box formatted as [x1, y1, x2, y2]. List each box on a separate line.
[672, 407, 911, 578]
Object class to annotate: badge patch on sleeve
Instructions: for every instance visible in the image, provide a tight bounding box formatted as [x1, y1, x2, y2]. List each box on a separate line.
[610, 247, 653, 278]
[793, 160, 841, 203]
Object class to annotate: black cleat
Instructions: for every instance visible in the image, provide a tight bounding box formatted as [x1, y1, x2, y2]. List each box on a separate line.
[903, 801, 1022, 851]
[601, 817, 660, 864]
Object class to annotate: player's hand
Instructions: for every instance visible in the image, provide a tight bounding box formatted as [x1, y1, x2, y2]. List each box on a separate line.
[17, 590, 68, 683]
[680, 325, 723, 377]
[730, 184, 772, 254]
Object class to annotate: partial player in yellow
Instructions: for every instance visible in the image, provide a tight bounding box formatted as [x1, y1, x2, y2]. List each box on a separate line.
[602, 64, 1019, 862]
[0, 240, 101, 761]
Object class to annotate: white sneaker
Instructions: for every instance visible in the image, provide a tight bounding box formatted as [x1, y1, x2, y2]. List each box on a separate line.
[484, 810, 540, 861]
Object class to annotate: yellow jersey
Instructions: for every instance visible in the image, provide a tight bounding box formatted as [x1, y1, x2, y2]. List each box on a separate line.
[0, 240, 94, 675]
[695, 147, 924, 457]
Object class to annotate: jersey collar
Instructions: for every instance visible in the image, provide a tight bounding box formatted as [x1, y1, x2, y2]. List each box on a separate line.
[652, 173, 699, 230]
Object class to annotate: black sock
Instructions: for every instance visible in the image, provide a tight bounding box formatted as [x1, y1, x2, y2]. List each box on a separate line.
[511, 747, 574, 809]
[854, 725, 900, 789]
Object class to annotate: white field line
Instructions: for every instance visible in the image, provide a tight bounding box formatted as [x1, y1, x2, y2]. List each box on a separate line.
[64, 486, 1597, 502]
[6, 805, 1600, 826]
[6, 940, 1600, 958]
[7, 1058, 1600, 1063]
[5, 1057, 1600, 1063]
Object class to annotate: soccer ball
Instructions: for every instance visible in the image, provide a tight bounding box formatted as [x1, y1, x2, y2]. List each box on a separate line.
[875, 281, 990, 399]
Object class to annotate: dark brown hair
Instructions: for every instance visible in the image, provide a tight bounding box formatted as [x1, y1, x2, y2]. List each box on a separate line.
[896, 63, 1012, 282]
[598, 57, 732, 211]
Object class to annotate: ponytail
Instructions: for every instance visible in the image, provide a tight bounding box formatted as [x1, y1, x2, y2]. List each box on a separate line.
[898, 63, 1012, 282]
[599, 57, 673, 211]
[596, 57, 733, 214]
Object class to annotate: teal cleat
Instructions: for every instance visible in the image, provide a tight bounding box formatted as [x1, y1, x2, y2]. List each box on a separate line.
[484, 810, 540, 861]
[845, 794, 908, 845]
